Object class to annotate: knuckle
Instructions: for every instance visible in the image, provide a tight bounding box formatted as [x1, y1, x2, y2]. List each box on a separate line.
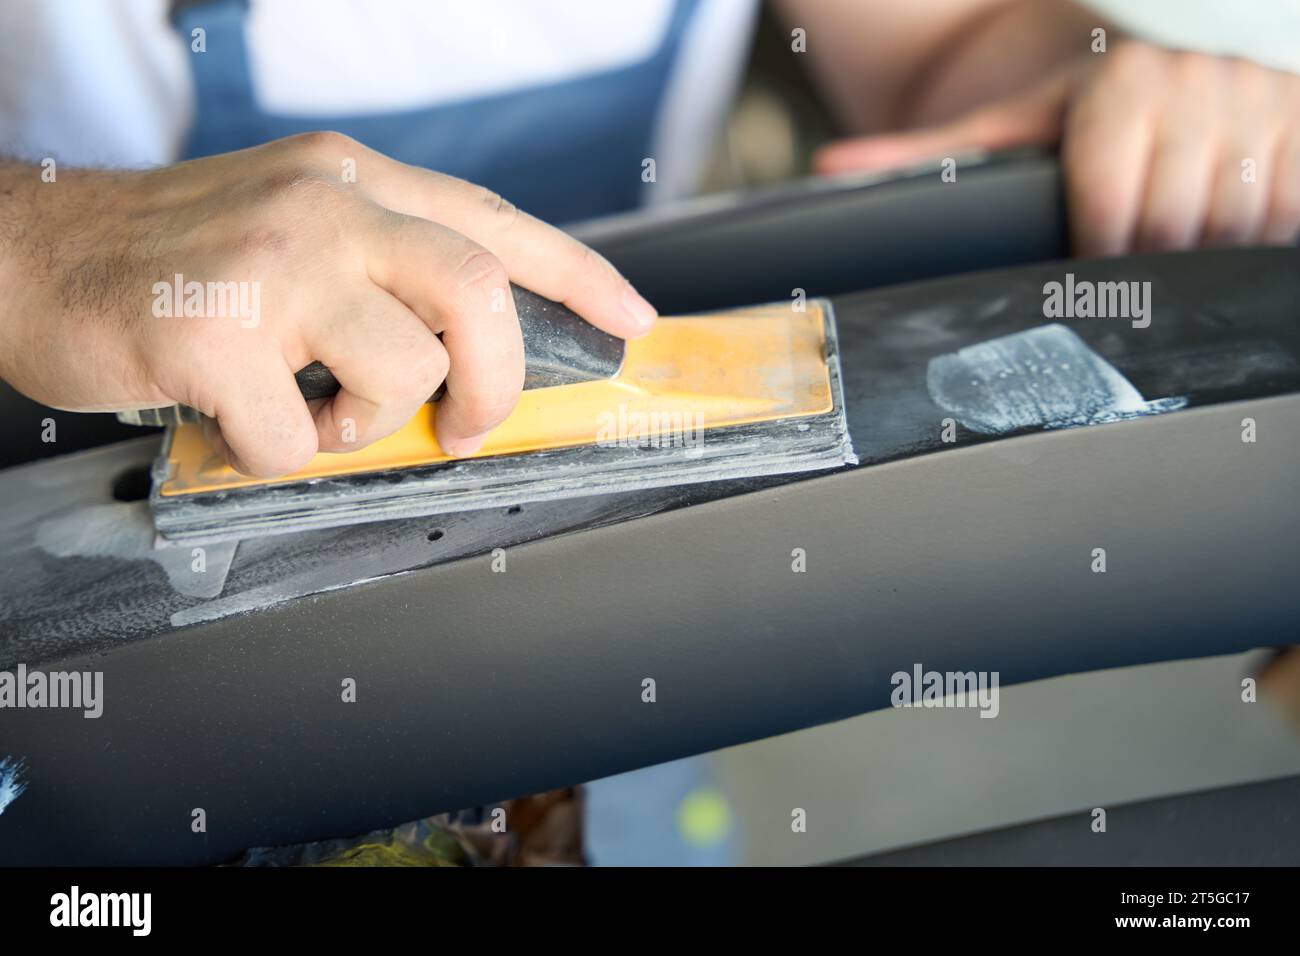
[476, 186, 521, 231]
[1170, 50, 1219, 93]
[1108, 42, 1165, 83]
[453, 247, 509, 294]
[1226, 55, 1268, 91]
[561, 238, 614, 288]
[285, 129, 358, 160]
[572, 239, 606, 276]
[1169, 48, 1205, 74]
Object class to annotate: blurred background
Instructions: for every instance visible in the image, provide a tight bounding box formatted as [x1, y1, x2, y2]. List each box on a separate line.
[701, 0, 1300, 195]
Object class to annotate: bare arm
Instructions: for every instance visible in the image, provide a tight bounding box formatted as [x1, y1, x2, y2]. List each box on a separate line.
[773, 0, 1107, 133]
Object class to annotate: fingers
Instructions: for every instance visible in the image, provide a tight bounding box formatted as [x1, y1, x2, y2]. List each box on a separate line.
[1132, 127, 1218, 252]
[324, 142, 656, 340]
[1263, 126, 1300, 244]
[1201, 64, 1282, 246]
[205, 352, 319, 478]
[307, 289, 449, 453]
[366, 213, 525, 457]
[1202, 135, 1276, 247]
[1063, 47, 1300, 255]
[424, 185, 659, 341]
[1062, 62, 1158, 258]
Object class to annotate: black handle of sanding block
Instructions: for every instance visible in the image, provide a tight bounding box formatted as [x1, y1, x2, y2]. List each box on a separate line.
[120, 284, 625, 425]
[294, 284, 624, 400]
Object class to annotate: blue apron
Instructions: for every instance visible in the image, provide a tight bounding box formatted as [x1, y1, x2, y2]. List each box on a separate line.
[172, 0, 700, 223]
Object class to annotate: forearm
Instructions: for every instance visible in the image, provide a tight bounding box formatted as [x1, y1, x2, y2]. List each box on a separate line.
[0, 160, 43, 394]
[0, 159, 151, 410]
[776, 0, 1114, 133]
[898, 0, 1115, 128]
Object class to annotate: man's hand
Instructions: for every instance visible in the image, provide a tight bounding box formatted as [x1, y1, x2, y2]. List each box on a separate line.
[0, 132, 657, 476]
[815, 42, 1300, 256]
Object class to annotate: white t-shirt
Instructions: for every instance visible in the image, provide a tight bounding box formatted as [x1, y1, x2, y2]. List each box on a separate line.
[0, 0, 758, 205]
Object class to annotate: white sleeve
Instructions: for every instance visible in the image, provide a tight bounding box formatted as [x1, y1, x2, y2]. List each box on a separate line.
[0, 0, 191, 168]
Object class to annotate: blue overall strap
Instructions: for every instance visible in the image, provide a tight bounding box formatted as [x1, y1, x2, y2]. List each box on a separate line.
[172, 0, 269, 156]
[172, 0, 701, 222]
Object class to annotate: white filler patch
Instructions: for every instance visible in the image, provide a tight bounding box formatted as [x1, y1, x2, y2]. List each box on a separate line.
[927, 323, 1182, 435]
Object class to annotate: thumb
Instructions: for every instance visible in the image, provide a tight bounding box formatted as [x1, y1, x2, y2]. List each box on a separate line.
[814, 71, 1074, 176]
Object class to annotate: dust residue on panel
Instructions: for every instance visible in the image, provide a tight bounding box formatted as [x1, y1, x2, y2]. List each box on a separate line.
[35, 502, 237, 599]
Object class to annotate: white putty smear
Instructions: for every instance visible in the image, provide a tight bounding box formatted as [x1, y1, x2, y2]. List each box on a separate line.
[0, 756, 28, 816]
[927, 323, 1185, 435]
